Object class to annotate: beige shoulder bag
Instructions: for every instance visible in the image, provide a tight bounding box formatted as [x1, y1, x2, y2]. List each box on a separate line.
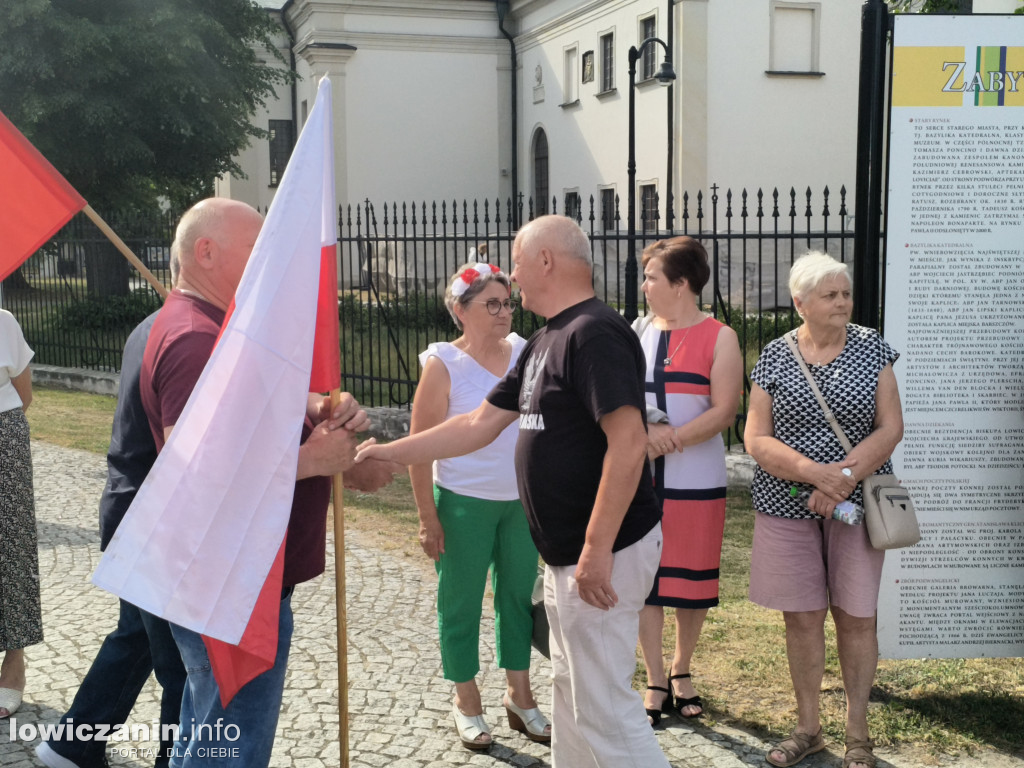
[784, 332, 920, 550]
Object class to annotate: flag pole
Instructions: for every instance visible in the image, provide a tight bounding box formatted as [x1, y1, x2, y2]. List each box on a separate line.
[329, 387, 349, 768]
[82, 204, 168, 298]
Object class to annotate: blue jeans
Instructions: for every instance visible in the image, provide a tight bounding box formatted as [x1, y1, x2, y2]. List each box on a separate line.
[44, 599, 186, 768]
[168, 596, 293, 768]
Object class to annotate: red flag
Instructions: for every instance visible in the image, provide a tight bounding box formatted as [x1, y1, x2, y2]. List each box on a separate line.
[203, 540, 286, 705]
[93, 76, 340, 707]
[310, 107, 340, 393]
[311, 242, 341, 392]
[0, 110, 86, 281]
[198, 86, 339, 701]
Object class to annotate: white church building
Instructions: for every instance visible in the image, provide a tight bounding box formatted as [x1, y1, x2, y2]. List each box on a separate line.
[216, 0, 1018, 229]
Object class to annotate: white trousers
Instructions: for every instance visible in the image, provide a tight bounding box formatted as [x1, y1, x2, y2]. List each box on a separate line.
[544, 524, 671, 768]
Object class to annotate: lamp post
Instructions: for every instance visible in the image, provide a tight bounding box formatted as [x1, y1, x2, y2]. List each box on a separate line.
[626, 37, 675, 321]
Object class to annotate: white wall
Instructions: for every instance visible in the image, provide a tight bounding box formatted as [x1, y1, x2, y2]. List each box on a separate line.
[219, 1, 507, 213]
[340, 45, 504, 209]
[223, 0, 930, 226]
[515, 1, 673, 221]
[512, 0, 862, 229]
[313, 2, 505, 209]
[702, 0, 863, 205]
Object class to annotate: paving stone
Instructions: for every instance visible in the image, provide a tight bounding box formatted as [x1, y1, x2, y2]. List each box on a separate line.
[2, 442, 1021, 768]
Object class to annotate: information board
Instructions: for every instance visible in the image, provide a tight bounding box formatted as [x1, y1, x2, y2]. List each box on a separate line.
[880, 14, 1024, 658]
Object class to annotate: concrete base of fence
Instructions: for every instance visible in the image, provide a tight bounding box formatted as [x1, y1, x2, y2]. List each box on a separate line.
[33, 365, 120, 397]
[365, 406, 411, 442]
[726, 447, 756, 489]
[30, 368, 757, 490]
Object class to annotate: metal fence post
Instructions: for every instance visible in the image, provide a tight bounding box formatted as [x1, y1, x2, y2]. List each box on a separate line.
[852, 0, 890, 329]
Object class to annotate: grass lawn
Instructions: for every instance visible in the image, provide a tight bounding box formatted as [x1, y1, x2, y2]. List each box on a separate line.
[662, 493, 1024, 760]
[26, 387, 118, 454]
[27, 386, 1024, 761]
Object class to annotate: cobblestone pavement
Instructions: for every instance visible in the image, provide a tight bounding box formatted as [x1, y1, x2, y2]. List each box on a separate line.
[3, 442, 1021, 768]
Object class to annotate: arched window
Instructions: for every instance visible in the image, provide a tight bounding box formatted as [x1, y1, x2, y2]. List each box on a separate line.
[533, 129, 549, 217]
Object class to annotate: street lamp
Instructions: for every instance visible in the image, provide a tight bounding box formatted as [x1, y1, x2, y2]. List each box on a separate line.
[626, 36, 675, 321]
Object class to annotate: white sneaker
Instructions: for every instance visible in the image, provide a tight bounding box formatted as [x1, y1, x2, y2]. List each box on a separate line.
[35, 741, 85, 768]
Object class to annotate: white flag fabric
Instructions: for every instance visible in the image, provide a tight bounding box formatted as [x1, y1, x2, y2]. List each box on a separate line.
[93, 77, 337, 645]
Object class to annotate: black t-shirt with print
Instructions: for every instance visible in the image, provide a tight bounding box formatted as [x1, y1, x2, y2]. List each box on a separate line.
[487, 297, 661, 566]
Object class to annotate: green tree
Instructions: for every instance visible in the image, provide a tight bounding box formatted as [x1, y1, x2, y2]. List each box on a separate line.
[0, 0, 289, 295]
[0, 0, 288, 211]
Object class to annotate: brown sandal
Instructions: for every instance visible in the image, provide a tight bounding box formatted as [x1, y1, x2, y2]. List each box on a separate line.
[765, 727, 826, 767]
[843, 738, 876, 768]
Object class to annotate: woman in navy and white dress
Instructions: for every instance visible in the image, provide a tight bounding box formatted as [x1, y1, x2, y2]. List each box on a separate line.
[634, 237, 742, 724]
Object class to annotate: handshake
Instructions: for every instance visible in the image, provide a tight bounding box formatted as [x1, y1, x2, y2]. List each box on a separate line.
[298, 393, 405, 492]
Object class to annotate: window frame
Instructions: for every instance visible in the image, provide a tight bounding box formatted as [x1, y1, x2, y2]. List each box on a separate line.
[562, 44, 580, 105]
[640, 15, 657, 81]
[268, 119, 294, 188]
[598, 31, 615, 94]
[599, 186, 618, 232]
[639, 182, 658, 233]
[563, 188, 582, 222]
[533, 128, 549, 216]
[767, 1, 824, 77]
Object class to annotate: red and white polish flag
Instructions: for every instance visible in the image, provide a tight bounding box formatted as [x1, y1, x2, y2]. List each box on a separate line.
[93, 76, 340, 705]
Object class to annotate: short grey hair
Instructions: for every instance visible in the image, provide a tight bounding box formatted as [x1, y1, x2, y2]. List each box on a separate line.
[519, 215, 592, 265]
[168, 241, 181, 288]
[172, 201, 222, 267]
[789, 251, 851, 301]
[443, 263, 511, 330]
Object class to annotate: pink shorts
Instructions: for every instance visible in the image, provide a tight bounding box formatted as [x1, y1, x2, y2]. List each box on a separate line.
[749, 511, 885, 618]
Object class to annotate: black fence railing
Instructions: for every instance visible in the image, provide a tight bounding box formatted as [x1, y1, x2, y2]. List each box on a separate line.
[3, 185, 860, 446]
[1, 209, 177, 371]
[337, 185, 858, 445]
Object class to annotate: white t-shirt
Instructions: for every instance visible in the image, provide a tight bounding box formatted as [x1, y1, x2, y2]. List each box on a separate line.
[418, 333, 526, 501]
[0, 309, 33, 414]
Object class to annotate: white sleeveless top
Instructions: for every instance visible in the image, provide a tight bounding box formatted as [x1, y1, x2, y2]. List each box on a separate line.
[418, 333, 526, 501]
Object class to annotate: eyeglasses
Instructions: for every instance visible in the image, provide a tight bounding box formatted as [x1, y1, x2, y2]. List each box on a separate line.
[468, 298, 518, 315]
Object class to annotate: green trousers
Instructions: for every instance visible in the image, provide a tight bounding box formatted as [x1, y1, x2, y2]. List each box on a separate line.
[433, 485, 539, 683]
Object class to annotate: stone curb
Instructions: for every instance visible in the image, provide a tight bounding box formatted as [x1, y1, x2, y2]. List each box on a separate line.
[30, 366, 756, 489]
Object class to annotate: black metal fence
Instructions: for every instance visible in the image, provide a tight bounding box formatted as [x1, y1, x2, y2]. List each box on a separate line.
[336, 185, 856, 444]
[3, 185, 857, 444]
[1, 209, 177, 371]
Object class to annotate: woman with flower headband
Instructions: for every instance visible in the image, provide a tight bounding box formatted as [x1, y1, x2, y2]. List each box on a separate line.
[410, 261, 549, 751]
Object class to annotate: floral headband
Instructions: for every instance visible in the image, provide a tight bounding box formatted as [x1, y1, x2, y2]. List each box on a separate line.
[451, 262, 502, 298]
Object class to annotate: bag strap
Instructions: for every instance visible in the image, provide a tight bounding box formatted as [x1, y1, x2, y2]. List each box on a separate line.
[784, 331, 855, 454]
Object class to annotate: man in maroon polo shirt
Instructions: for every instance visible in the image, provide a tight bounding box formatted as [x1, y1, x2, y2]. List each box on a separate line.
[141, 197, 399, 768]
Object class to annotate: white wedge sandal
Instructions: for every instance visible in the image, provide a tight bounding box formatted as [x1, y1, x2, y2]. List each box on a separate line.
[452, 700, 492, 751]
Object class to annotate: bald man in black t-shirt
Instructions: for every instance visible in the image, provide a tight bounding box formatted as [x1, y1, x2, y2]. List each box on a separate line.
[356, 216, 670, 768]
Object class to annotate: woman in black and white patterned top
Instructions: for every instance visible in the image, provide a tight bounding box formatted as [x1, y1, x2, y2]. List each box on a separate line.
[744, 252, 904, 768]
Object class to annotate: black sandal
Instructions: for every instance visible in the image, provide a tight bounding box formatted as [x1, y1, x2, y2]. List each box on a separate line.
[644, 684, 671, 727]
[669, 672, 703, 718]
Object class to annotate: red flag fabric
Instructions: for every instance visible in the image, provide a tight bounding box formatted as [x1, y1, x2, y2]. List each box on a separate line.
[203, 539, 286, 705]
[93, 76, 340, 707]
[0, 110, 86, 281]
[311, 243, 341, 392]
[310, 108, 340, 393]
